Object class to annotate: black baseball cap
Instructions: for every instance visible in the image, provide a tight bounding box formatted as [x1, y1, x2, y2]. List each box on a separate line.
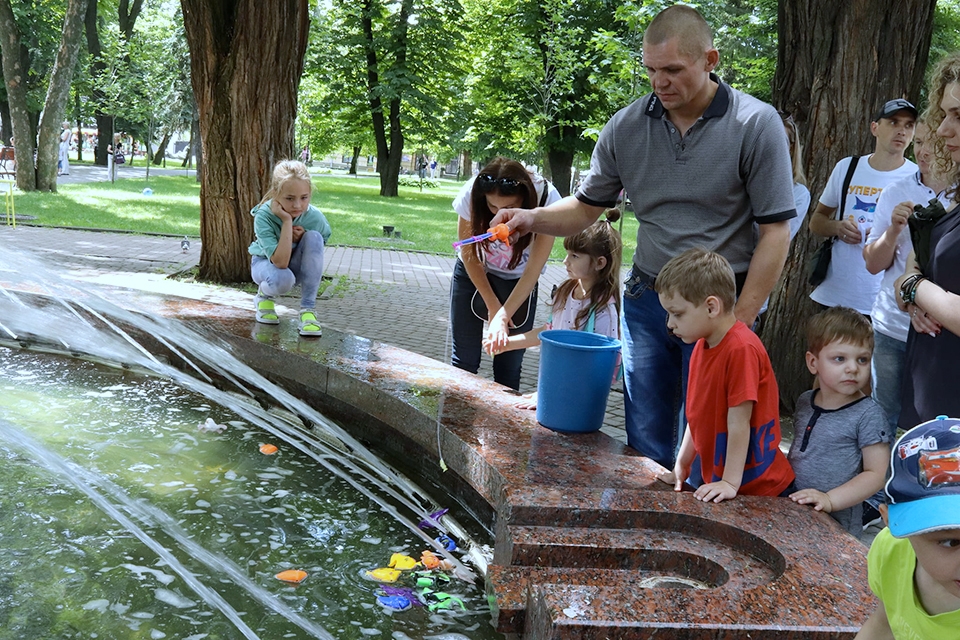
[874, 98, 918, 122]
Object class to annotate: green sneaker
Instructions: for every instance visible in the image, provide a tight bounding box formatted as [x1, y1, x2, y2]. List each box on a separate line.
[298, 309, 322, 337]
[254, 295, 279, 324]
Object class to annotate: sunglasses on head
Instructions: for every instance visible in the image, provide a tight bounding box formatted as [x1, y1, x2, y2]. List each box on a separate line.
[477, 173, 524, 195]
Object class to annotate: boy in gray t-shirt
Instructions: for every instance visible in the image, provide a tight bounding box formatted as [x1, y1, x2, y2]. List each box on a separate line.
[788, 307, 892, 537]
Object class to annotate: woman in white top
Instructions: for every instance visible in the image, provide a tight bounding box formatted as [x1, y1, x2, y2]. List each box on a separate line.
[449, 157, 559, 390]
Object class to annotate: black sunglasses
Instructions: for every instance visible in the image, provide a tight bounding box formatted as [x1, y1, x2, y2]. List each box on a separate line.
[476, 173, 524, 195]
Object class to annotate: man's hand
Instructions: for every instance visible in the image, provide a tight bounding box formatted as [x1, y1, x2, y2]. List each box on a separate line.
[889, 201, 913, 234]
[790, 488, 833, 512]
[489, 208, 536, 245]
[694, 480, 738, 503]
[836, 217, 861, 244]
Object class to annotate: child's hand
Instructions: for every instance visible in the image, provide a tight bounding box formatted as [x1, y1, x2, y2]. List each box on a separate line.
[514, 392, 537, 410]
[694, 480, 738, 503]
[482, 336, 503, 356]
[292, 225, 305, 243]
[270, 199, 293, 222]
[657, 470, 678, 486]
[790, 488, 833, 512]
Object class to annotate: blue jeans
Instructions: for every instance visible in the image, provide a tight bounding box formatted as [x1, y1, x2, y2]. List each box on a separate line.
[872, 329, 905, 435]
[622, 269, 695, 469]
[250, 230, 325, 309]
[449, 259, 537, 391]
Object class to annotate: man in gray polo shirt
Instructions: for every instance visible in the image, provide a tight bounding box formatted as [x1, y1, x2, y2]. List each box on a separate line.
[492, 4, 796, 469]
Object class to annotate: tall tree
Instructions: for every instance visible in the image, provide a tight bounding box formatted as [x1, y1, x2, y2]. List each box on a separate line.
[35, 0, 88, 192]
[0, 0, 35, 189]
[0, 0, 86, 192]
[762, 0, 937, 411]
[180, 0, 309, 282]
[318, 0, 465, 197]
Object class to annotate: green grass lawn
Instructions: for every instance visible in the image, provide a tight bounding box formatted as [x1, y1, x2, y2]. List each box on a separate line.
[17, 173, 640, 263]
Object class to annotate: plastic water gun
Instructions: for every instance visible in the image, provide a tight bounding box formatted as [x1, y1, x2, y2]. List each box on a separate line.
[452, 223, 511, 249]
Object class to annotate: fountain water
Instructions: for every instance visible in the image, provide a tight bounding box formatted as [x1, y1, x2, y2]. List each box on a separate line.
[0, 249, 500, 639]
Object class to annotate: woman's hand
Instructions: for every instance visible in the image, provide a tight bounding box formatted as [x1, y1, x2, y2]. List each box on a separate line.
[910, 305, 942, 337]
[485, 307, 512, 351]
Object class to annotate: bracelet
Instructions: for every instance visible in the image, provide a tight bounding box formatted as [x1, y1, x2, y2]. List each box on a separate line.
[899, 273, 926, 305]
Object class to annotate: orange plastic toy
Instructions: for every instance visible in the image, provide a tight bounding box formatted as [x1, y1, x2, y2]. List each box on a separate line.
[420, 550, 441, 570]
[275, 569, 307, 583]
[259, 443, 279, 455]
[486, 223, 511, 245]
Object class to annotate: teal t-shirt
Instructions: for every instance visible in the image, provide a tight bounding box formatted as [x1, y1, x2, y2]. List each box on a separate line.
[867, 528, 960, 638]
[248, 201, 332, 259]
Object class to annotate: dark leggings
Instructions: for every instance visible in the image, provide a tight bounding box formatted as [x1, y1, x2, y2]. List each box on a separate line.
[449, 259, 538, 391]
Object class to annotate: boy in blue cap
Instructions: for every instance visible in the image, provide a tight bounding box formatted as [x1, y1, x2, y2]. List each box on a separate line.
[855, 416, 960, 638]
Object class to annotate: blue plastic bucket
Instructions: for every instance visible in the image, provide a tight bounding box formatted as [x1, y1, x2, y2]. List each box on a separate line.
[536, 329, 621, 433]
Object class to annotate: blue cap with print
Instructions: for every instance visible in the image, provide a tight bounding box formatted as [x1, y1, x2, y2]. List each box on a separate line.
[885, 415, 960, 537]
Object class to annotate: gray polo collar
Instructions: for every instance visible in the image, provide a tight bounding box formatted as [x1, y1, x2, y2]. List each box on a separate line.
[644, 73, 729, 120]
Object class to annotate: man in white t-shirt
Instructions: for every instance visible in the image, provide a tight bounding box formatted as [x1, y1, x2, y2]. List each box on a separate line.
[809, 99, 919, 315]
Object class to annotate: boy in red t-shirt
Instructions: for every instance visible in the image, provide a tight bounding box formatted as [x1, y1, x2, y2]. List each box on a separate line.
[654, 248, 795, 503]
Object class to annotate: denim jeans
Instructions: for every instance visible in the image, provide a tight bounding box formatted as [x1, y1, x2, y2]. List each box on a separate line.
[449, 259, 537, 391]
[622, 268, 695, 469]
[871, 329, 905, 435]
[251, 230, 325, 309]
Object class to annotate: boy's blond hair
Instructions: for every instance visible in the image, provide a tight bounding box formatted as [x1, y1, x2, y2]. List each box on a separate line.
[654, 248, 735, 311]
[806, 306, 873, 356]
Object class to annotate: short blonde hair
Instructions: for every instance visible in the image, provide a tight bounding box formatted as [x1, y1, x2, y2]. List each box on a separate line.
[655, 248, 735, 311]
[259, 159, 313, 205]
[806, 307, 873, 356]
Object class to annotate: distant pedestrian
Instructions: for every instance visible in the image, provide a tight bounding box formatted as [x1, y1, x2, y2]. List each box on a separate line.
[300, 145, 311, 164]
[430, 159, 438, 178]
[58, 121, 72, 176]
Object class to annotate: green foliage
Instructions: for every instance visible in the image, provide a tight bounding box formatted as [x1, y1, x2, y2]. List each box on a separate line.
[302, 0, 469, 178]
[6, 0, 67, 114]
[930, 1, 960, 76]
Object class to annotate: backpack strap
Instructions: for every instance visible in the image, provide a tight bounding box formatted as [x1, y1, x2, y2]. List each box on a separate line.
[836, 156, 860, 221]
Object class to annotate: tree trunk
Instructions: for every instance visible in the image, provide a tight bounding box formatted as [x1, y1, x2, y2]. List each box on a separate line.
[0, 0, 35, 190]
[546, 143, 574, 198]
[0, 99, 9, 144]
[36, 0, 88, 192]
[360, 0, 411, 198]
[461, 149, 471, 180]
[348, 145, 360, 175]
[85, 0, 110, 166]
[181, 0, 308, 283]
[763, 0, 936, 412]
[153, 130, 170, 165]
